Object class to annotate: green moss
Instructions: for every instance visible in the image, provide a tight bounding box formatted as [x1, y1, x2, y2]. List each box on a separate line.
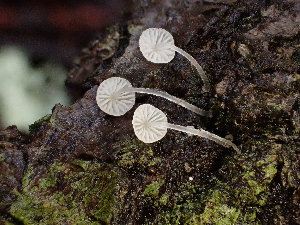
[143, 180, 165, 197]
[22, 164, 34, 188]
[0, 153, 5, 162]
[29, 114, 51, 133]
[159, 194, 170, 206]
[198, 202, 240, 225]
[38, 169, 58, 190]
[151, 199, 202, 225]
[5, 222, 15, 225]
[263, 164, 277, 179]
[148, 157, 161, 167]
[9, 160, 123, 224]
[256, 160, 265, 167]
[242, 211, 257, 223]
[118, 151, 135, 169]
[10, 192, 91, 224]
[148, 144, 280, 224]
[193, 151, 278, 224]
[117, 138, 161, 169]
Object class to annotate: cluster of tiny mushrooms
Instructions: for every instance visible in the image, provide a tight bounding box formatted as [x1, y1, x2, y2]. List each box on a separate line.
[96, 28, 240, 154]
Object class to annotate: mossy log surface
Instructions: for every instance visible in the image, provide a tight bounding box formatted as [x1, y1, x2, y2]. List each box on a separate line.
[1, 0, 299, 224]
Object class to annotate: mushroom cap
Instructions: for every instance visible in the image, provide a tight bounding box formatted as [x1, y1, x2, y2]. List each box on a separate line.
[96, 77, 135, 116]
[132, 104, 168, 143]
[139, 28, 175, 63]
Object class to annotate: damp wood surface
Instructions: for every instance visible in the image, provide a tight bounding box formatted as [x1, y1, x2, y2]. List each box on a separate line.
[0, 0, 299, 224]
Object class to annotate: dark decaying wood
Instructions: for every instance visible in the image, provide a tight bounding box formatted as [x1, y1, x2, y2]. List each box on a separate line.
[0, 0, 299, 224]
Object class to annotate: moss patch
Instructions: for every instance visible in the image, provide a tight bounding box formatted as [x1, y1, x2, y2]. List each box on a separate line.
[9, 160, 125, 224]
[116, 139, 161, 169]
[147, 143, 281, 224]
[143, 180, 165, 197]
[0, 153, 5, 162]
[28, 114, 52, 133]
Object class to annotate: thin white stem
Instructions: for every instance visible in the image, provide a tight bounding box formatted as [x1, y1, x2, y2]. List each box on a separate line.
[165, 123, 240, 154]
[172, 46, 210, 92]
[122, 87, 212, 117]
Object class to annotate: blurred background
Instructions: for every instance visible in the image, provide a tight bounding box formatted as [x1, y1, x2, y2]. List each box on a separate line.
[0, 0, 127, 132]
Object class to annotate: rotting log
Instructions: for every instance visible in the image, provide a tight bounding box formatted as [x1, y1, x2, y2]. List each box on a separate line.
[1, 0, 299, 224]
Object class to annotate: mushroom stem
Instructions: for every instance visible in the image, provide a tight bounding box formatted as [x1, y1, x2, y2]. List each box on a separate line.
[122, 87, 212, 117]
[172, 46, 210, 92]
[165, 123, 240, 154]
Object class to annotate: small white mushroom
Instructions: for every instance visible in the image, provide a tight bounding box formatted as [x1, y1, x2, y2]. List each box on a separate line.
[96, 77, 211, 117]
[132, 104, 168, 143]
[132, 104, 240, 153]
[139, 28, 210, 92]
[96, 77, 135, 116]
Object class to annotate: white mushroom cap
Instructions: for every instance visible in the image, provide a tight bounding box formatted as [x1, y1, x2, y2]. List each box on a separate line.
[96, 77, 135, 116]
[139, 28, 175, 63]
[132, 104, 168, 143]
